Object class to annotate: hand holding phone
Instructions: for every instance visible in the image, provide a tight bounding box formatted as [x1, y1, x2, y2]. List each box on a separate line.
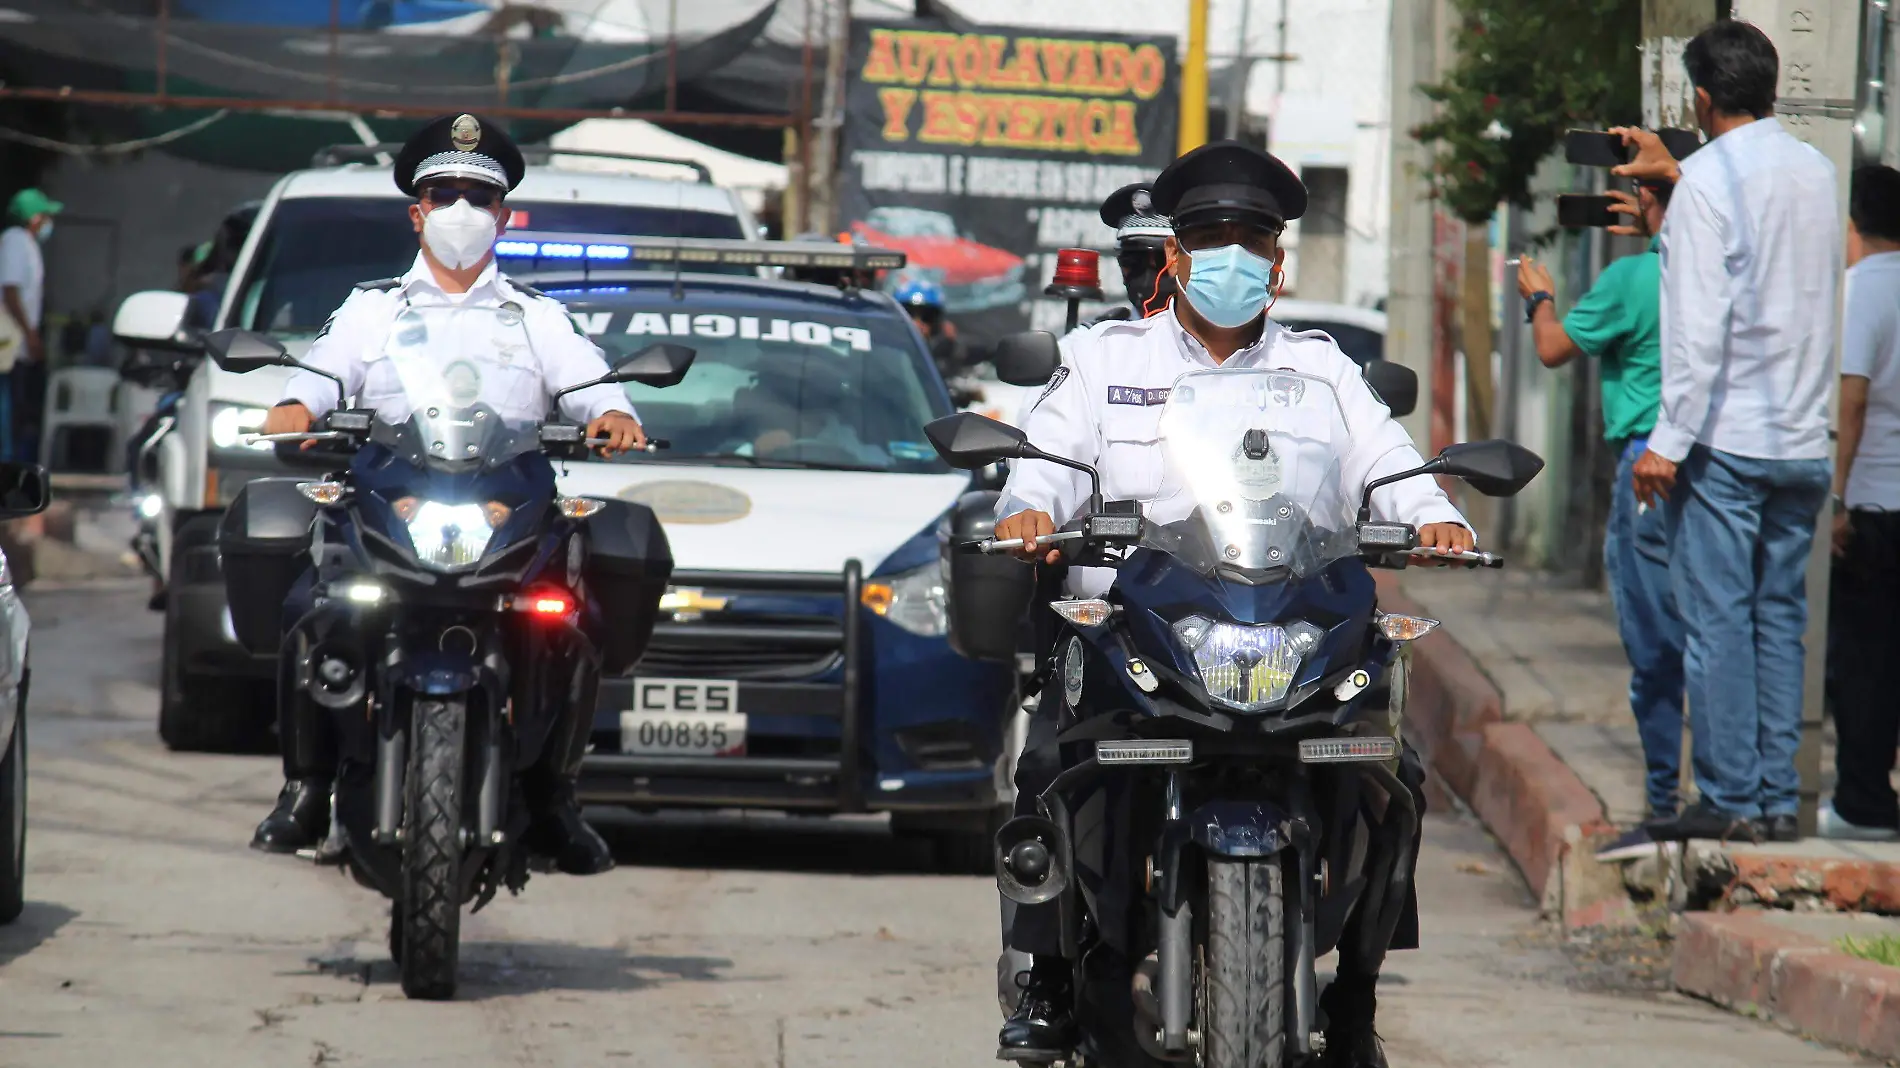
[1557, 194, 1619, 229]
[1564, 129, 1630, 167]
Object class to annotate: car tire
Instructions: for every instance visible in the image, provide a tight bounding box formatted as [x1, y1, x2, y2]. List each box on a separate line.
[157, 515, 266, 753]
[0, 697, 25, 925]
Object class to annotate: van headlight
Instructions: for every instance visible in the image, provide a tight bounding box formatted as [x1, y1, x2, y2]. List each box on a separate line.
[861, 563, 949, 637]
[209, 403, 272, 451]
[1172, 615, 1326, 711]
[404, 501, 495, 568]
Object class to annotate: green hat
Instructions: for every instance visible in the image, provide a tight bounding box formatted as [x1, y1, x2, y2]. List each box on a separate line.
[7, 188, 62, 222]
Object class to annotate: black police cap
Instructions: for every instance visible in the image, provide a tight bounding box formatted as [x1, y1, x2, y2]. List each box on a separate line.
[393, 113, 526, 197]
[1099, 182, 1171, 243]
[1151, 140, 1307, 229]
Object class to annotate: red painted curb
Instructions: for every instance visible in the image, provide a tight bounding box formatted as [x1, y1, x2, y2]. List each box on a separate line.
[1376, 574, 1624, 924]
[1674, 912, 1900, 1060]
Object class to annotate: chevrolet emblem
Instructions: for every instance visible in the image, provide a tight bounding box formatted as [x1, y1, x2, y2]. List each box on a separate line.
[659, 587, 728, 621]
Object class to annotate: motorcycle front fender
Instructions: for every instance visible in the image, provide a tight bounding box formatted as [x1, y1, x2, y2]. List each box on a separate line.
[1187, 799, 1294, 858]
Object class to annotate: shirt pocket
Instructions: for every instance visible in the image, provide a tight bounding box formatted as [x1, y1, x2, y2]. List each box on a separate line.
[1099, 405, 1165, 502]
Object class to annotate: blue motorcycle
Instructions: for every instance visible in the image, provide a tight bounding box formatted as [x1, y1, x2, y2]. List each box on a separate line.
[926, 365, 1542, 1067]
[202, 305, 689, 1000]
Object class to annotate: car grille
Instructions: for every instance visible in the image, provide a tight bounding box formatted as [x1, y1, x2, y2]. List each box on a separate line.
[634, 622, 842, 681]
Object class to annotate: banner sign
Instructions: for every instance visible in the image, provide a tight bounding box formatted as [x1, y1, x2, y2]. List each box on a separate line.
[839, 19, 1179, 344]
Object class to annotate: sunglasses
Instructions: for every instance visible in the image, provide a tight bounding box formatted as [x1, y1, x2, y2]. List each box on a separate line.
[422, 186, 501, 209]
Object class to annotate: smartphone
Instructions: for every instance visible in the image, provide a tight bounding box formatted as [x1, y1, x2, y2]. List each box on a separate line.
[1564, 129, 1629, 167]
[1658, 127, 1703, 160]
[1557, 194, 1619, 229]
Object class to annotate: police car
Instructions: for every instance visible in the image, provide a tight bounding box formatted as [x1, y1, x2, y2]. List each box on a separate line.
[505, 234, 1020, 866]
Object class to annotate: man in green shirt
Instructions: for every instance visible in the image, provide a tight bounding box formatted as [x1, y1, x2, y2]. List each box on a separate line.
[1516, 180, 1683, 857]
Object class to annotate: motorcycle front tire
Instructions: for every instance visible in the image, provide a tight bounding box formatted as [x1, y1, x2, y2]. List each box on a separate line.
[398, 695, 466, 1000]
[1203, 856, 1288, 1068]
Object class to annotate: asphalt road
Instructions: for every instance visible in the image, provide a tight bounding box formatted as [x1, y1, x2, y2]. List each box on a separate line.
[0, 580, 1873, 1067]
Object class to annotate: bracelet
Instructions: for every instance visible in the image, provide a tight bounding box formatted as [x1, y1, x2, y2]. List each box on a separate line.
[1523, 291, 1553, 322]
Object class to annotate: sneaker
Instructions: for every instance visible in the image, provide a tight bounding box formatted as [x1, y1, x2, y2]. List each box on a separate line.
[1646, 799, 1762, 844]
[1760, 813, 1800, 843]
[1594, 824, 1661, 862]
[1816, 802, 1900, 842]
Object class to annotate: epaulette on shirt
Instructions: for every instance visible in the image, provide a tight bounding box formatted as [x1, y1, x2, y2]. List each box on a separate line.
[353, 277, 402, 292]
[509, 281, 548, 299]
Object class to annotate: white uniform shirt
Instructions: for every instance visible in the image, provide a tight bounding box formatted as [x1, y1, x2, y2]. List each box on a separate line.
[1652, 117, 1840, 463]
[999, 307, 1468, 595]
[1842, 250, 1900, 510]
[283, 253, 632, 425]
[0, 225, 45, 330]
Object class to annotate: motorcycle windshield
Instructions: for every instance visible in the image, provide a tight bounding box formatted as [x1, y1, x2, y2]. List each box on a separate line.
[369, 303, 545, 470]
[1142, 368, 1359, 580]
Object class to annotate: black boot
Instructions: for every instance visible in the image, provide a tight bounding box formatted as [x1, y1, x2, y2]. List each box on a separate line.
[522, 660, 614, 875]
[251, 778, 331, 853]
[1318, 974, 1388, 1068]
[997, 957, 1075, 1062]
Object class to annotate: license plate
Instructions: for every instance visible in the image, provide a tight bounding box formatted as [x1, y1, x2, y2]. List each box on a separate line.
[621, 679, 745, 756]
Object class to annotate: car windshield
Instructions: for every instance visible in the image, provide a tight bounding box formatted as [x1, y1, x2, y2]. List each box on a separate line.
[1140, 368, 1359, 580]
[366, 303, 546, 472]
[231, 197, 750, 337]
[562, 297, 952, 473]
[866, 207, 959, 239]
[1275, 319, 1384, 366]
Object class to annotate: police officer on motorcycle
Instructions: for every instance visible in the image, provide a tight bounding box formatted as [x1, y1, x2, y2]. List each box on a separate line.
[993, 141, 1467, 1068]
[248, 113, 644, 876]
[1083, 181, 1177, 328]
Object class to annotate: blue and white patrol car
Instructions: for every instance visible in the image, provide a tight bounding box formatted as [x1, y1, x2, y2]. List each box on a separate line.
[507, 234, 1020, 865]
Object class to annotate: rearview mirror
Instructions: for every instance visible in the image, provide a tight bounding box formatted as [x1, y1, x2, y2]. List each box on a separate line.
[0, 461, 50, 519]
[925, 412, 1030, 469]
[1362, 359, 1417, 419]
[1437, 440, 1545, 497]
[608, 342, 696, 388]
[112, 291, 200, 352]
[202, 328, 295, 374]
[992, 331, 1060, 387]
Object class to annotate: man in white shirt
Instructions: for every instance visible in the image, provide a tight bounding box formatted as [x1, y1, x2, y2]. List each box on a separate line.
[1818, 165, 1900, 840]
[992, 141, 1467, 1068]
[1616, 19, 1838, 844]
[0, 188, 61, 461]
[252, 113, 643, 876]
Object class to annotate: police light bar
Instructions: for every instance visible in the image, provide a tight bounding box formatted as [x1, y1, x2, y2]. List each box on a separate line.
[493, 232, 906, 272]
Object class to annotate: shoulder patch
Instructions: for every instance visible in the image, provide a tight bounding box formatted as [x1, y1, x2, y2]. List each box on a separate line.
[352, 277, 402, 292]
[1032, 365, 1070, 411]
[510, 281, 548, 300]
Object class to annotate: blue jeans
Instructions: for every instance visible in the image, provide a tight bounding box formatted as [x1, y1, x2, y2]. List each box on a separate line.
[1604, 440, 1686, 816]
[1666, 446, 1830, 819]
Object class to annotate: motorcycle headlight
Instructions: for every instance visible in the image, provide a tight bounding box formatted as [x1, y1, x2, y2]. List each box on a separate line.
[404, 500, 494, 568]
[1172, 615, 1326, 711]
[209, 404, 271, 451]
[861, 562, 949, 637]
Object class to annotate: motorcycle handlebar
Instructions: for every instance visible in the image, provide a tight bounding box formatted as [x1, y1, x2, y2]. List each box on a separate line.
[1408, 546, 1505, 568]
[582, 437, 670, 453]
[960, 529, 1085, 554]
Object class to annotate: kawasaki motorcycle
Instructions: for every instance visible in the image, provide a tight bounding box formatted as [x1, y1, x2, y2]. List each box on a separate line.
[925, 366, 1541, 1067]
[203, 305, 687, 1000]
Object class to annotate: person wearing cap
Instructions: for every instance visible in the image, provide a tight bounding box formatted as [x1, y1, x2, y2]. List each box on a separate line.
[1088, 181, 1177, 327]
[991, 141, 1464, 1068]
[250, 113, 643, 876]
[893, 274, 968, 381]
[0, 188, 61, 460]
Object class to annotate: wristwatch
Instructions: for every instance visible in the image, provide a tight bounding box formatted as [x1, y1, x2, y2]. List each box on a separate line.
[1523, 291, 1554, 322]
[1832, 493, 1847, 513]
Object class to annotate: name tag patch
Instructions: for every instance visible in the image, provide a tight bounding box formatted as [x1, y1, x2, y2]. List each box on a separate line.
[1107, 385, 1171, 407]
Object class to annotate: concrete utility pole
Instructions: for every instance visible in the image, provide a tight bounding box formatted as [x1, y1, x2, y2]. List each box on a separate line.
[1729, 0, 1860, 836]
[808, 0, 851, 236]
[1384, 0, 1444, 448]
[1181, 0, 1210, 153]
[1223, 0, 1254, 141]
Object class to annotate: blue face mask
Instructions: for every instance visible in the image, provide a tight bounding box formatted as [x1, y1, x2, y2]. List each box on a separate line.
[1182, 244, 1275, 328]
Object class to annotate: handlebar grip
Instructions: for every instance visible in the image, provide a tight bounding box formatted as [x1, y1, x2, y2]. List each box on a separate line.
[582, 437, 671, 452]
[964, 530, 1085, 554]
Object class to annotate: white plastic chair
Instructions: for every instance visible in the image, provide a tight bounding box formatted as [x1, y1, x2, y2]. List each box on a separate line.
[40, 367, 123, 472]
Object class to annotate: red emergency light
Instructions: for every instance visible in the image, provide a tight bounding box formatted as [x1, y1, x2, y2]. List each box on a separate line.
[1051, 248, 1102, 290]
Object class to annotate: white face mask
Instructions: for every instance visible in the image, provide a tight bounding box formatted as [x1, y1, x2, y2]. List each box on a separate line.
[421, 198, 498, 271]
[34, 221, 51, 244]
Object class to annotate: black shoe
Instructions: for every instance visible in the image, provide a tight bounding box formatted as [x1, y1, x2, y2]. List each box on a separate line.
[251, 778, 331, 854]
[1319, 976, 1387, 1068]
[997, 962, 1075, 1061]
[523, 788, 615, 876]
[1762, 813, 1800, 843]
[1647, 799, 1762, 844]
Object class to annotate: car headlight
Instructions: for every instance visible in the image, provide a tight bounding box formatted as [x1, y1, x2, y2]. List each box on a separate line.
[209, 404, 272, 451]
[404, 501, 495, 568]
[1172, 615, 1326, 711]
[861, 562, 949, 637]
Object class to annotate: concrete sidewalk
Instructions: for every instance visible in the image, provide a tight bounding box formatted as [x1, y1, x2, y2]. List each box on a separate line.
[1392, 564, 1900, 1061]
